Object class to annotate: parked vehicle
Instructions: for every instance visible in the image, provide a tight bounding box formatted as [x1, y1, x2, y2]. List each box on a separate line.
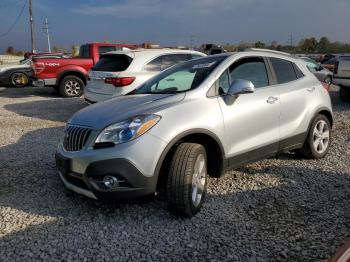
[0, 59, 33, 87]
[84, 49, 206, 103]
[55, 49, 333, 217]
[320, 54, 335, 64]
[322, 55, 350, 72]
[333, 60, 350, 102]
[32, 43, 138, 97]
[301, 57, 333, 84]
[0, 54, 66, 87]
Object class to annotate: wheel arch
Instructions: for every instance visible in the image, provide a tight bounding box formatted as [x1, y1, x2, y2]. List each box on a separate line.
[155, 129, 227, 192]
[316, 108, 333, 127]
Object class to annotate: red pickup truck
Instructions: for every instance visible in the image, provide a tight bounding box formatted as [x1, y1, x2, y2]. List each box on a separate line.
[32, 42, 138, 97]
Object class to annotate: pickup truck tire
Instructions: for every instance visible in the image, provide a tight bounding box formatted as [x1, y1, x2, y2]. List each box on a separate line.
[339, 86, 350, 102]
[299, 114, 331, 159]
[59, 75, 84, 97]
[166, 143, 207, 217]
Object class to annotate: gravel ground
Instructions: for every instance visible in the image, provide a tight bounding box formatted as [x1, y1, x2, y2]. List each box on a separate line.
[0, 86, 349, 261]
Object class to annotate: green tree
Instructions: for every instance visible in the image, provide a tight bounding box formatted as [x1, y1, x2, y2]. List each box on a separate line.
[6, 46, 15, 54]
[299, 37, 318, 53]
[254, 41, 266, 48]
[318, 37, 331, 53]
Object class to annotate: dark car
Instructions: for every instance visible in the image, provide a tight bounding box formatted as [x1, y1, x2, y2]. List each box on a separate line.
[0, 59, 33, 87]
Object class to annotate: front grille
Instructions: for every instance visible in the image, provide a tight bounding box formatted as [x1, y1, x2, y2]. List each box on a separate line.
[63, 126, 91, 151]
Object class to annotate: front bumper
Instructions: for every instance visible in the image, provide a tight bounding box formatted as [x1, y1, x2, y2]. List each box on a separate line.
[55, 133, 167, 201]
[56, 153, 158, 201]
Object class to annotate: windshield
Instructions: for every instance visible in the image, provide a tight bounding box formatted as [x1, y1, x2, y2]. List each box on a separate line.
[134, 56, 226, 94]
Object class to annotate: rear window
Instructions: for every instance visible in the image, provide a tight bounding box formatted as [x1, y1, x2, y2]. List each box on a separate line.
[270, 57, 298, 84]
[79, 44, 90, 58]
[92, 54, 133, 72]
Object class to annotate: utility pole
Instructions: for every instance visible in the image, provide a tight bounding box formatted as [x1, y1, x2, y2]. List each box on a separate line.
[43, 18, 51, 52]
[288, 32, 294, 53]
[29, 0, 35, 53]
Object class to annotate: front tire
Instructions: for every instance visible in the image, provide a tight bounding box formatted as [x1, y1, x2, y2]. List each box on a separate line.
[339, 86, 350, 102]
[300, 115, 331, 159]
[166, 143, 208, 217]
[10, 72, 28, 87]
[324, 75, 332, 85]
[59, 75, 84, 97]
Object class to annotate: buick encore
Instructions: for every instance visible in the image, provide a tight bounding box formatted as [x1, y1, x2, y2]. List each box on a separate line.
[56, 49, 333, 217]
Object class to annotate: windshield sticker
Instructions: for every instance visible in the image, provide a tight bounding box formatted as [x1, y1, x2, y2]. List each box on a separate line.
[192, 62, 216, 69]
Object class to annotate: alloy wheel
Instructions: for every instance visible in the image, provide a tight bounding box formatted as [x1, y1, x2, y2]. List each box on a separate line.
[64, 80, 81, 96]
[191, 154, 206, 207]
[312, 119, 330, 154]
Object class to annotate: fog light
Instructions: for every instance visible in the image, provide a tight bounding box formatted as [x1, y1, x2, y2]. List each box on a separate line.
[103, 176, 120, 189]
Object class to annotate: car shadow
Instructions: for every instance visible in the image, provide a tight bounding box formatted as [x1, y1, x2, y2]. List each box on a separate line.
[0, 126, 349, 260]
[0, 86, 64, 98]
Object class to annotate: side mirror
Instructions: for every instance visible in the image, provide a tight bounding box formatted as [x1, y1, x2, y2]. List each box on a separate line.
[224, 79, 255, 105]
[317, 65, 323, 71]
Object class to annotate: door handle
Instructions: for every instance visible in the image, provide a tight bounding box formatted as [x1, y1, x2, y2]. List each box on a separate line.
[267, 96, 278, 104]
[307, 87, 316, 92]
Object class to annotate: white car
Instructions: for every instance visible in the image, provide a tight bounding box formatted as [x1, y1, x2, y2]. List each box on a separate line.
[84, 49, 206, 103]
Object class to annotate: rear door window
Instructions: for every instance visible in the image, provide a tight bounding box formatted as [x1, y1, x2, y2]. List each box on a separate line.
[161, 54, 192, 70]
[144, 54, 194, 72]
[144, 56, 162, 72]
[270, 58, 298, 84]
[92, 54, 133, 72]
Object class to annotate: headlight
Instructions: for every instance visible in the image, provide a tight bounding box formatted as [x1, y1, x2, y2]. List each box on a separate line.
[95, 114, 161, 145]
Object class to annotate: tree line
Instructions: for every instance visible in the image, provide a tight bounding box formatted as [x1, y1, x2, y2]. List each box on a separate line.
[224, 37, 350, 54]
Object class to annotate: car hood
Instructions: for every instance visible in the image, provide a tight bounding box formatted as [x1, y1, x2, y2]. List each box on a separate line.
[69, 93, 186, 130]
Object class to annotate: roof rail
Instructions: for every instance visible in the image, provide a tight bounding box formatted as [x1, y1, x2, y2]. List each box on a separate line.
[244, 48, 292, 57]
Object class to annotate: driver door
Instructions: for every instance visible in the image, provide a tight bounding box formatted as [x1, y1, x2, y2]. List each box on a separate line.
[217, 56, 280, 167]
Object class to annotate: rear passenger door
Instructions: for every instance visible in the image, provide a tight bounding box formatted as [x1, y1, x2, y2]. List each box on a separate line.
[268, 57, 311, 147]
[217, 56, 281, 166]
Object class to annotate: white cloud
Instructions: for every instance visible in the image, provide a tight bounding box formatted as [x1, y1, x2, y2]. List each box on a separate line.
[73, 0, 245, 17]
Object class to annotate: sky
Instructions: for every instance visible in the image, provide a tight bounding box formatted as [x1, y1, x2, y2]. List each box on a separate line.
[0, 0, 350, 53]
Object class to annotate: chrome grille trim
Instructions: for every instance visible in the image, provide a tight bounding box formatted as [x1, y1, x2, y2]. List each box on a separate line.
[63, 126, 91, 152]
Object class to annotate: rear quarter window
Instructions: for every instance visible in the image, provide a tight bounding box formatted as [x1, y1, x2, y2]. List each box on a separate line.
[270, 57, 298, 84]
[92, 55, 133, 72]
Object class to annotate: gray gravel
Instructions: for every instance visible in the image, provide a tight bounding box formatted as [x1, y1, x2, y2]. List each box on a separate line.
[0, 86, 349, 261]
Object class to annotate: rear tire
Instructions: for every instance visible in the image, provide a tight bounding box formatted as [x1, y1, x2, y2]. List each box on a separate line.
[299, 114, 331, 159]
[59, 75, 84, 97]
[166, 143, 208, 217]
[339, 86, 350, 102]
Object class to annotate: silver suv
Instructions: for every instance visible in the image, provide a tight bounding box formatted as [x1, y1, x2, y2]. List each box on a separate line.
[56, 49, 333, 217]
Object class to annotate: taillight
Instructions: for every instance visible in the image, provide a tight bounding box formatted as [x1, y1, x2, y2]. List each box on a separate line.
[104, 77, 135, 87]
[321, 82, 330, 92]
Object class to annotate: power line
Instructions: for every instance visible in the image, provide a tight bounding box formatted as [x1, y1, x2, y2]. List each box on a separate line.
[0, 0, 28, 38]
